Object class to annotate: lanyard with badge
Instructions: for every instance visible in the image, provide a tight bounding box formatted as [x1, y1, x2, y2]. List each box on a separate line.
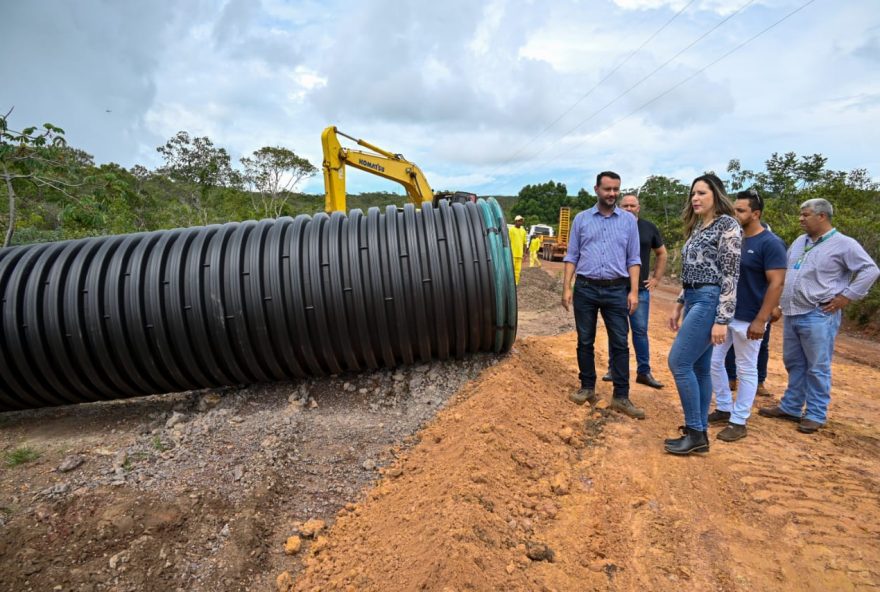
[793, 229, 837, 270]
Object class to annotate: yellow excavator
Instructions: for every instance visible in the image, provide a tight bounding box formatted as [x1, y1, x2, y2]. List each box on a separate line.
[321, 126, 476, 212]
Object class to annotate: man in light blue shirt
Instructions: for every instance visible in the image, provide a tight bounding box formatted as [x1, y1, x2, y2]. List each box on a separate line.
[562, 171, 643, 419]
[759, 198, 879, 433]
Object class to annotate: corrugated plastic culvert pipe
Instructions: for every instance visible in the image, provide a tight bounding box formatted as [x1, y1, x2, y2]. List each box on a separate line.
[0, 199, 517, 411]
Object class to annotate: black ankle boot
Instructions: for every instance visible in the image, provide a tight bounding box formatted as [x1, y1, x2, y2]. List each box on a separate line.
[664, 426, 686, 446]
[664, 427, 709, 455]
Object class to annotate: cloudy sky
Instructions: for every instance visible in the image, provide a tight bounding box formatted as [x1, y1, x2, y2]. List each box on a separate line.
[3, 0, 879, 197]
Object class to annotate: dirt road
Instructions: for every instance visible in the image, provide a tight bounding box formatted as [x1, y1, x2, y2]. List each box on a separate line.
[2, 264, 879, 591]
[289, 265, 880, 592]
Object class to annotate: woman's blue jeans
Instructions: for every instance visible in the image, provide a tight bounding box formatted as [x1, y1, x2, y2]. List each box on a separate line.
[668, 285, 721, 431]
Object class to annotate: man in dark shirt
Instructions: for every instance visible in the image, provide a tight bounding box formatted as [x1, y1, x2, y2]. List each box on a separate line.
[603, 194, 667, 388]
[709, 189, 787, 441]
[562, 172, 644, 419]
[724, 223, 776, 397]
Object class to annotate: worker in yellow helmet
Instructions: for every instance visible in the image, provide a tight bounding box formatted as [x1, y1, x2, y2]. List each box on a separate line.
[509, 215, 527, 285]
[529, 234, 542, 268]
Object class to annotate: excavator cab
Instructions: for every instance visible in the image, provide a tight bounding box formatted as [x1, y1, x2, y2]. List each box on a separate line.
[432, 191, 477, 207]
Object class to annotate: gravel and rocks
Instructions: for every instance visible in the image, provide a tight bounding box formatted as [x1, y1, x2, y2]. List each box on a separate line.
[0, 353, 500, 592]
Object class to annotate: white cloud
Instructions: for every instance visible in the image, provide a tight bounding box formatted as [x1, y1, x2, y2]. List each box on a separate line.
[2, 0, 878, 200]
[0, 1, 179, 165]
[613, 0, 772, 16]
[471, 0, 508, 56]
[425, 171, 498, 191]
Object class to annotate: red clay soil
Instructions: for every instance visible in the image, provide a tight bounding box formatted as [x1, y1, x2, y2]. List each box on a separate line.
[282, 269, 880, 592]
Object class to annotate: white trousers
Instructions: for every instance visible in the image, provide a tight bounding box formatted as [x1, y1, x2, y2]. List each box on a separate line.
[711, 319, 762, 425]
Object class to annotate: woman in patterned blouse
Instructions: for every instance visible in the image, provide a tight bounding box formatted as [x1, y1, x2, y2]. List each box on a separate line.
[665, 173, 742, 455]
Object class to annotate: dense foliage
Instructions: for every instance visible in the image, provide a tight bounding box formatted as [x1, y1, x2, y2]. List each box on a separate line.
[0, 114, 328, 245]
[1, 112, 877, 328]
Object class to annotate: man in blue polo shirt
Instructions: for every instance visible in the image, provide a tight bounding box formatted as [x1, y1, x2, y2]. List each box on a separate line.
[708, 189, 787, 441]
[562, 171, 644, 419]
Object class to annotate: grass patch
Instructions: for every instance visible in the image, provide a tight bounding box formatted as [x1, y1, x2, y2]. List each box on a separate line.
[151, 435, 166, 452]
[4, 446, 40, 467]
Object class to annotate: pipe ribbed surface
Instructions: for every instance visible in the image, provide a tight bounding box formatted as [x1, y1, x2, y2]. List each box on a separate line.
[0, 199, 516, 411]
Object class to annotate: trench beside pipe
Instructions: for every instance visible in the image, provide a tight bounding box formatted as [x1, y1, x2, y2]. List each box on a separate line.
[0, 199, 517, 411]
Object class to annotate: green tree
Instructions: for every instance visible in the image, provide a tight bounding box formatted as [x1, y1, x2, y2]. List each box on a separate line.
[66, 162, 156, 236]
[0, 109, 74, 247]
[156, 131, 239, 225]
[637, 175, 688, 236]
[798, 153, 828, 189]
[726, 158, 756, 192]
[240, 146, 317, 218]
[510, 181, 569, 225]
[634, 175, 689, 275]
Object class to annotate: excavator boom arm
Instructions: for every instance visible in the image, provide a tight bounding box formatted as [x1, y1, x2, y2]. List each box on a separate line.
[322, 126, 434, 212]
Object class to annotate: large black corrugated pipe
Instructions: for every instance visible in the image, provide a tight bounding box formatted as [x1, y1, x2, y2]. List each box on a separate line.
[0, 199, 517, 411]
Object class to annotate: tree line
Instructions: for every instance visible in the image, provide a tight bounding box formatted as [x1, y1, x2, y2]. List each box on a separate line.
[2, 111, 878, 329]
[0, 112, 333, 247]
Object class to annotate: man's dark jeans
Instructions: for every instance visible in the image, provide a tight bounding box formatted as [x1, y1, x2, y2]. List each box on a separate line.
[573, 278, 630, 398]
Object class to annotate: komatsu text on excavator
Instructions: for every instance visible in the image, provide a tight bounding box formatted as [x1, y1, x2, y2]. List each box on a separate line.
[321, 126, 476, 212]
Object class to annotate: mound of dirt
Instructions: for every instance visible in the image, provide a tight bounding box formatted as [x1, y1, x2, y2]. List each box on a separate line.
[285, 336, 608, 592]
[515, 266, 576, 337]
[517, 266, 564, 312]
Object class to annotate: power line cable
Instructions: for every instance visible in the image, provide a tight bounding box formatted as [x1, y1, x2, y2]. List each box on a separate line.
[501, 0, 756, 179]
[489, 0, 697, 174]
[496, 0, 816, 193]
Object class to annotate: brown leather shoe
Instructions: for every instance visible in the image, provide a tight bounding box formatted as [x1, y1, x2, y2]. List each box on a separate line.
[610, 397, 645, 420]
[798, 418, 823, 434]
[717, 423, 747, 442]
[758, 405, 801, 422]
[569, 388, 598, 407]
[756, 382, 771, 397]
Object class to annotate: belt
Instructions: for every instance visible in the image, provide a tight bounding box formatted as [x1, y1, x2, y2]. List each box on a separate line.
[682, 282, 718, 290]
[579, 276, 629, 287]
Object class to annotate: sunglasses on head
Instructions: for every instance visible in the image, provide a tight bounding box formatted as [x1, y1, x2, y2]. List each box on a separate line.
[739, 188, 763, 211]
